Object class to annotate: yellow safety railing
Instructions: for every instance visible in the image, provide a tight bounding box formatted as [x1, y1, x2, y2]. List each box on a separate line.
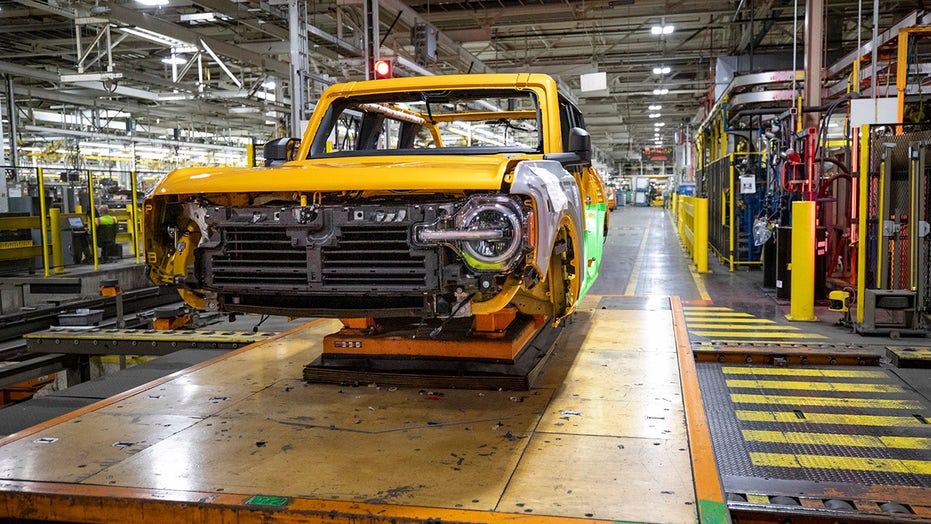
[676, 195, 709, 273]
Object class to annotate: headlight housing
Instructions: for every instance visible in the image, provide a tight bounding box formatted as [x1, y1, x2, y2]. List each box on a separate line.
[416, 195, 528, 271]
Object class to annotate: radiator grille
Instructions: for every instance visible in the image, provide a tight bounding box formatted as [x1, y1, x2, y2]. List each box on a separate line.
[207, 224, 429, 291]
[210, 227, 307, 287]
[321, 225, 427, 289]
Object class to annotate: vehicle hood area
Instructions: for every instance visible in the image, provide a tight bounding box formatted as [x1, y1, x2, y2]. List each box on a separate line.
[149, 154, 524, 197]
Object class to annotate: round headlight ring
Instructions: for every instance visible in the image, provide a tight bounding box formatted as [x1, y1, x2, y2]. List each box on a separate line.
[460, 204, 522, 265]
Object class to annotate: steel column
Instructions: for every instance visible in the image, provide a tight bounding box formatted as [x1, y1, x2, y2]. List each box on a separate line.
[803, 0, 823, 129]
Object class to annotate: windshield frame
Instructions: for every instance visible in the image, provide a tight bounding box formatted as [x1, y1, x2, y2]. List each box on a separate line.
[307, 87, 543, 159]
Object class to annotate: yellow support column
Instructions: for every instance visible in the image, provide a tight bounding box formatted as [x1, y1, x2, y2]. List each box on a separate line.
[857, 125, 870, 324]
[695, 197, 709, 273]
[37, 167, 50, 277]
[49, 207, 64, 274]
[130, 170, 141, 263]
[787, 200, 818, 321]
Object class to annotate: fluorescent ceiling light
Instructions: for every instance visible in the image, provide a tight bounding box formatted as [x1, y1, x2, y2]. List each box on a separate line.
[652, 66, 671, 75]
[262, 81, 276, 89]
[137, 0, 169, 5]
[119, 27, 190, 48]
[161, 55, 186, 65]
[648, 104, 662, 111]
[651, 24, 674, 35]
[654, 122, 665, 127]
[649, 113, 661, 118]
[652, 88, 669, 95]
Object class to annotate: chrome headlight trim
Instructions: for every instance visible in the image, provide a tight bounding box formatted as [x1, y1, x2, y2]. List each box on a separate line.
[415, 195, 528, 272]
[458, 201, 523, 266]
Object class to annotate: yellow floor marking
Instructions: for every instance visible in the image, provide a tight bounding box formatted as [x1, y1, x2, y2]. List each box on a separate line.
[745, 494, 770, 504]
[689, 324, 799, 330]
[727, 379, 903, 392]
[750, 452, 931, 475]
[685, 312, 755, 318]
[730, 393, 922, 409]
[743, 430, 931, 450]
[687, 264, 712, 301]
[737, 410, 923, 426]
[696, 331, 826, 339]
[624, 225, 650, 296]
[683, 307, 734, 311]
[683, 318, 777, 324]
[723, 367, 887, 378]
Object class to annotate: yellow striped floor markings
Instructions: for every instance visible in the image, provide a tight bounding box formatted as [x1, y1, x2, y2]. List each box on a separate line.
[712, 363, 931, 479]
[750, 452, 931, 475]
[684, 305, 827, 343]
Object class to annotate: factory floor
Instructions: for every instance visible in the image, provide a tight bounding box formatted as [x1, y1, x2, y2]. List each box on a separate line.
[0, 206, 927, 523]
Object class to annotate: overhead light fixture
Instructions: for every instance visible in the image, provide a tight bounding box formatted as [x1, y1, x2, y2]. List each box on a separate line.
[652, 88, 669, 95]
[654, 122, 665, 127]
[652, 66, 671, 75]
[137, 0, 169, 6]
[262, 80, 276, 90]
[649, 113, 661, 118]
[161, 55, 186, 65]
[651, 24, 674, 35]
[119, 27, 190, 48]
[648, 104, 662, 111]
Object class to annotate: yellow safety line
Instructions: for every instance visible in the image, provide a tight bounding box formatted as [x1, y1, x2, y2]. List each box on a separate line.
[742, 430, 931, 450]
[624, 225, 650, 295]
[730, 394, 922, 409]
[736, 411, 922, 426]
[750, 452, 931, 475]
[685, 312, 755, 318]
[722, 367, 887, 378]
[695, 331, 826, 339]
[687, 262, 712, 301]
[684, 318, 777, 324]
[689, 324, 799, 330]
[683, 306, 734, 311]
[727, 379, 903, 392]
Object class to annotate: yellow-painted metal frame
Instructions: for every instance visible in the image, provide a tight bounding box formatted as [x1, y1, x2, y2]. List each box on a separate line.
[676, 195, 709, 273]
[896, 27, 931, 127]
[37, 167, 50, 276]
[856, 125, 870, 324]
[706, 151, 764, 271]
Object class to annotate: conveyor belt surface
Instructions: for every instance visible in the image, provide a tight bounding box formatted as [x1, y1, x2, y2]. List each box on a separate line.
[0, 299, 708, 523]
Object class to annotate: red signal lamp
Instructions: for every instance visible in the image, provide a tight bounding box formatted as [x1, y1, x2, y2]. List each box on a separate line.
[373, 59, 392, 79]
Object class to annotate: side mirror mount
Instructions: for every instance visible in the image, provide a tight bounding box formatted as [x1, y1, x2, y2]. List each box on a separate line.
[263, 137, 301, 166]
[568, 127, 591, 164]
[543, 127, 592, 167]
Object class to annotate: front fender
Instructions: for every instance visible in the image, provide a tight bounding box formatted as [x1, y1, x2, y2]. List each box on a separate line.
[510, 160, 584, 280]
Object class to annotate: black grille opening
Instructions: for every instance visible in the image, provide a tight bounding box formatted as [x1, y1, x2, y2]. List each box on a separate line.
[210, 227, 307, 287]
[322, 225, 427, 288]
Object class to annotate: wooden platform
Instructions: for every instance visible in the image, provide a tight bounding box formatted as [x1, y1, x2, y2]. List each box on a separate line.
[0, 297, 701, 523]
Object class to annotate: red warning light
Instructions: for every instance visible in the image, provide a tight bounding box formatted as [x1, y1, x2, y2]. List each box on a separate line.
[373, 59, 392, 79]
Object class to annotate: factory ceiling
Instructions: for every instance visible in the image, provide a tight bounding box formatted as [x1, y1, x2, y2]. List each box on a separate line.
[0, 0, 923, 171]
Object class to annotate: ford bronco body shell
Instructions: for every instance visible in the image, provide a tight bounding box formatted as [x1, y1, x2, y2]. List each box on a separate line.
[143, 73, 608, 324]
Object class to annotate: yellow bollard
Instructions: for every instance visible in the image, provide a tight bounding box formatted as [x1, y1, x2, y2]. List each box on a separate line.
[787, 200, 818, 321]
[694, 197, 709, 273]
[49, 208, 64, 274]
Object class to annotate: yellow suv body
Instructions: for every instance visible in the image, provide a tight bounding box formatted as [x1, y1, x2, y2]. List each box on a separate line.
[144, 73, 608, 324]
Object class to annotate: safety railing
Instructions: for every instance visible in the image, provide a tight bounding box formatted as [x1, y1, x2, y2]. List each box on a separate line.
[676, 195, 709, 273]
[700, 152, 764, 271]
[0, 165, 147, 275]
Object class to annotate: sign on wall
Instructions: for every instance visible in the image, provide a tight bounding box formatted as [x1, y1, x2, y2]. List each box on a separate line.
[641, 147, 672, 162]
